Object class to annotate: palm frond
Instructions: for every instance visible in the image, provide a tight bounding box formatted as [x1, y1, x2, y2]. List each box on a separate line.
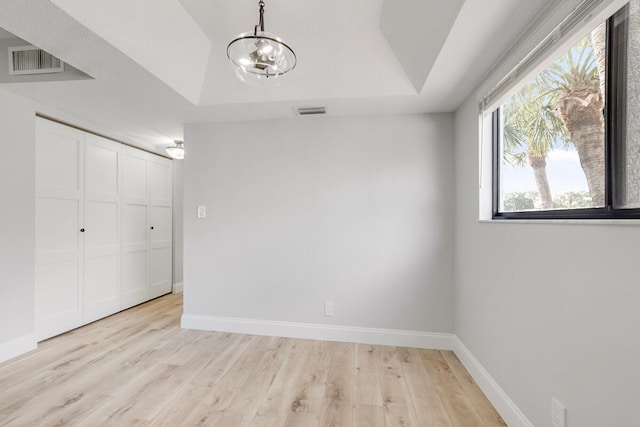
[500, 33, 598, 162]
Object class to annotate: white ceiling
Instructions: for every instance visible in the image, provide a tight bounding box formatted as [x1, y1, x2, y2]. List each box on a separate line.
[0, 0, 550, 150]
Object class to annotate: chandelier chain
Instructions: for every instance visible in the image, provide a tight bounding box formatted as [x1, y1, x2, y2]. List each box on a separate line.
[257, 0, 265, 33]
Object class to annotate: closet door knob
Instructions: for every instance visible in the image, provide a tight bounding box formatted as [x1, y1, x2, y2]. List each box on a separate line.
[150, 226, 155, 230]
[80, 228, 85, 232]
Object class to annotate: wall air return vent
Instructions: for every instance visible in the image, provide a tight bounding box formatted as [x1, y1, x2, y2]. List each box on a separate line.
[295, 106, 327, 116]
[8, 45, 64, 75]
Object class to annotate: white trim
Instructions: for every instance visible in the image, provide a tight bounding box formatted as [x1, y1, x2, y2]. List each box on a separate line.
[181, 314, 453, 350]
[172, 281, 183, 294]
[453, 336, 534, 427]
[0, 334, 37, 365]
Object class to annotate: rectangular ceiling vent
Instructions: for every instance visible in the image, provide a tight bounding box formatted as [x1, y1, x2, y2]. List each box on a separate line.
[8, 45, 64, 75]
[295, 106, 327, 116]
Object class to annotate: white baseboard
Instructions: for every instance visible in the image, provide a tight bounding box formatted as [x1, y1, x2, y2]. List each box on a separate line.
[172, 281, 183, 294]
[181, 314, 453, 350]
[453, 336, 534, 427]
[0, 333, 37, 365]
[180, 315, 532, 424]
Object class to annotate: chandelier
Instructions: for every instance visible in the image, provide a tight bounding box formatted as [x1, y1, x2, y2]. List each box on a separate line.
[227, 0, 296, 86]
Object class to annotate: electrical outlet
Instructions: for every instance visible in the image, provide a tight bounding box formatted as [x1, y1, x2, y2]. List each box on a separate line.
[197, 205, 206, 219]
[324, 301, 334, 317]
[551, 397, 566, 427]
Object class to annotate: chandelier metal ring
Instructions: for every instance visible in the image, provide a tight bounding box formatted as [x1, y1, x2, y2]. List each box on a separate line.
[226, 0, 296, 85]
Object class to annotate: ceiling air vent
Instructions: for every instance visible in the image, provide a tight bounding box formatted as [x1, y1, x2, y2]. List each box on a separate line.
[8, 45, 64, 75]
[295, 106, 327, 116]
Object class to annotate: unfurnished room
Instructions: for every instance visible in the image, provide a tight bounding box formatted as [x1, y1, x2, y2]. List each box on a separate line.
[0, 0, 639, 426]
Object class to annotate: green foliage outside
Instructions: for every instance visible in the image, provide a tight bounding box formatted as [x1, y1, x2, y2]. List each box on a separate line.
[503, 192, 537, 212]
[503, 190, 592, 212]
[553, 191, 593, 208]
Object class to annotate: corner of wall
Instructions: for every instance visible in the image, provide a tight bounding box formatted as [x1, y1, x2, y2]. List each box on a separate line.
[453, 336, 534, 427]
[0, 334, 37, 365]
[172, 282, 183, 294]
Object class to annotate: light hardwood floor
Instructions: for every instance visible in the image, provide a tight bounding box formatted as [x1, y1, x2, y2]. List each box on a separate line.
[0, 294, 506, 426]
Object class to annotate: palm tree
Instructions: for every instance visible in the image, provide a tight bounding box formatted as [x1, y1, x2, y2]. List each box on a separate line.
[502, 80, 568, 209]
[591, 23, 606, 99]
[544, 36, 605, 206]
[502, 32, 605, 208]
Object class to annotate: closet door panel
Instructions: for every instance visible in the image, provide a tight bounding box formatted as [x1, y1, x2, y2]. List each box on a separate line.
[150, 160, 172, 204]
[122, 203, 148, 306]
[125, 154, 149, 202]
[149, 247, 171, 297]
[36, 125, 82, 198]
[84, 135, 121, 323]
[35, 119, 84, 341]
[122, 148, 150, 308]
[84, 255, 118, 320]
[36, 198, 81, 253]
[150, 205, 172, 242]
[122, 249, 148, 305]
[149, 205, 172, 297]
[124, 204, 148, 243]
[149, 156, 172, 298]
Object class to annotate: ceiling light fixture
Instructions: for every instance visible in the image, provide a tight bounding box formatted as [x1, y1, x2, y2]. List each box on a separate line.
[227, 0, 296, 86]
[165, 140, 185, 159]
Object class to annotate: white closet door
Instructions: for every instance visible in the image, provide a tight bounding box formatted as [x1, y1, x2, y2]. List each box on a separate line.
[149, 155, 173, 298]
[35, 119, 85, 340]
[84, 134, 121, 323]
[122, 147, 150, 308]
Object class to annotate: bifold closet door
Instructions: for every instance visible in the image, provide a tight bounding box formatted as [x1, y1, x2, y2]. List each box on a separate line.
[36, 118, 172, 338]
[122, 147, 150, 308]
[83, 134, 122, 323]
[35, 119, 85, 341]
[149, 156, 173, 298]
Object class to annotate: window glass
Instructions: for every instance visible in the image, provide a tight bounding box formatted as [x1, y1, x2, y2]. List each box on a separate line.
[498, 26, 606, 212]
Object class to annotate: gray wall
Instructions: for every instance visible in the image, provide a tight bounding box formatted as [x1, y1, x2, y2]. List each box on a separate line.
[184, 114, 454, 333]
[454, 93, 640, 427]
[0, 89, 35, 344]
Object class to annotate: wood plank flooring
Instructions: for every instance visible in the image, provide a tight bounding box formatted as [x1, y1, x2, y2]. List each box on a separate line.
[0, 294, 506, 426]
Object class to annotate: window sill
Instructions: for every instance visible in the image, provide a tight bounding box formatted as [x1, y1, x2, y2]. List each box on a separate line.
[479, 218, 640, 225]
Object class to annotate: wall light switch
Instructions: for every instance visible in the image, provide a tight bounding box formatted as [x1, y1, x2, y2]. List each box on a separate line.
[197, 205, 207, 219]
[324, 301, 334, 317]
[551, 397, 566, 427]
